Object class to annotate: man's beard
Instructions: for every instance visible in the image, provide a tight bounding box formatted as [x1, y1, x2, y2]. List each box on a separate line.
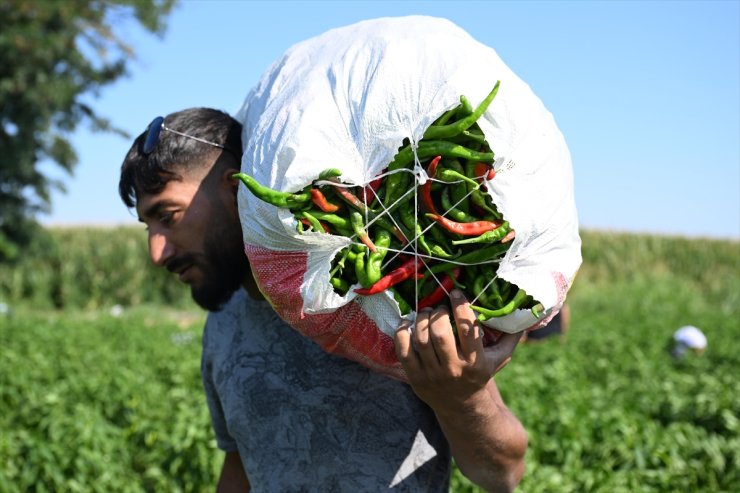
[190, 217, 249, 311]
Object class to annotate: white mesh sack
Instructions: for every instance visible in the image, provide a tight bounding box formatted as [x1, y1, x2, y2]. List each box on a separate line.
[235, 15, 581, 381]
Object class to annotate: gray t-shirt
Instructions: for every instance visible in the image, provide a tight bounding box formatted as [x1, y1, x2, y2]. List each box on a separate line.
[201, 288, 451, 492]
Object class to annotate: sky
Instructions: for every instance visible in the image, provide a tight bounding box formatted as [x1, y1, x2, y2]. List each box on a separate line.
[40, 0, 740, 239]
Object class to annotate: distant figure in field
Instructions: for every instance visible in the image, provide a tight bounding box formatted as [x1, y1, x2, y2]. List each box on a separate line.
[670, 325, 707, 358]
[523, 303, 570, 343]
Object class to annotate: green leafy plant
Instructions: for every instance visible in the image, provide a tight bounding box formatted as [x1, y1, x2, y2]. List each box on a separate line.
[0, 228, 738, 492]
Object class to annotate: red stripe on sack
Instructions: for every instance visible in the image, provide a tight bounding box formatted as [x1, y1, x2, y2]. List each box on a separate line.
[523, 271, 570, 333]
[244, 244, 407, 381]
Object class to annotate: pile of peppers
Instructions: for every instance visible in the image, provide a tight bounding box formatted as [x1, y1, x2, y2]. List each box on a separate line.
[234, 81, 542, 322]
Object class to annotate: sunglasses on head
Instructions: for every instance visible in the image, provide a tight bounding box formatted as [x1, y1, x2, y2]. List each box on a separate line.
[142, 116, 235, 155]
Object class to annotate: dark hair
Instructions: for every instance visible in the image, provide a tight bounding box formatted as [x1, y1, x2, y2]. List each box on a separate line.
[119, 108, 243, 208]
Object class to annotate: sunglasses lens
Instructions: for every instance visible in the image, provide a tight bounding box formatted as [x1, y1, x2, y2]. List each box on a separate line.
[142, 116, 165, 154]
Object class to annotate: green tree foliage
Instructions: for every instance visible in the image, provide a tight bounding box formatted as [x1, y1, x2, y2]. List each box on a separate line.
[0, 0, 176, 261]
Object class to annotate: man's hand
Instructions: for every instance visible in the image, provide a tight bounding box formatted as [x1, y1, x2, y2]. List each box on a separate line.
[393, 288, 527, 493]
[394, 288, 521, 409]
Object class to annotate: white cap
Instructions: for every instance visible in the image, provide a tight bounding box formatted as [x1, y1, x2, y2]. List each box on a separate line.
[673, 325, 707, 350]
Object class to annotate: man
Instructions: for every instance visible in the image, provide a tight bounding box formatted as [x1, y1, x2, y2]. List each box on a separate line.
[119, 108, 527, 492]
[670, 325, 707, 358]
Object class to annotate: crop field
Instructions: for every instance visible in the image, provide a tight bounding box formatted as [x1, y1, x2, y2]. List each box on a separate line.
[1, 228, 738, 492]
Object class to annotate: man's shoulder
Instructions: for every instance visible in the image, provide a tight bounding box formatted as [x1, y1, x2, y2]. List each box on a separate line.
[207, 288, 247, 319]
[203, 287, 281, 352]
[203, 288, 253, 345]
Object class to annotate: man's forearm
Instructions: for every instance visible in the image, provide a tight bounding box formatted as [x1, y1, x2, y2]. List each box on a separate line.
[217, 451, 251, 493]
[393, 293, 528, 492]
[434, 381, 527, 493]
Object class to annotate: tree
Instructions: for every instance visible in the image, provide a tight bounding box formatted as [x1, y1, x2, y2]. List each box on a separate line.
[0, 0, 176, 261]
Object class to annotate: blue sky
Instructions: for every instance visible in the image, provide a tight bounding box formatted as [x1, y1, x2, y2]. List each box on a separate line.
[41, 0, 740, 239]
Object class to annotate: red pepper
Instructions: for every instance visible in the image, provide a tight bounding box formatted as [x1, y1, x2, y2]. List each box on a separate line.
[425, 213, 501, 236]
[362, 176, 383, 203]
[474, 162, 495, 191]
[358, 235, 376, 252]
[501, 229, 516, 243]
[353, 257, 424, 295]
[330, 184, 365, 210]
[310, 188, 340, 213]
[422, 155, 442, 213]
[474, 162, 489, 182]
[417, 267, 462, 310]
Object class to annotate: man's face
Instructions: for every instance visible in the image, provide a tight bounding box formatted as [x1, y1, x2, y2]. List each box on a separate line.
[136, 167, 248, 311]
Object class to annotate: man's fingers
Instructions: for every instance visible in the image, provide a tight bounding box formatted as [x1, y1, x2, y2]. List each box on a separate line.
[426, 305, 456, 365]
[483, 331, 523, 374]
[497, 331, 524, 355]
[449, 289, 483, 362]
[394, 320, 419, 371]
[494, 356, 512, 374]
[413, 308, 439, 364]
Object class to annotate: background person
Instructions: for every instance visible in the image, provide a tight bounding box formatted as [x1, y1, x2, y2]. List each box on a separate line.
[119, 108, 528, 492]
[670, 325, 707, 358]
[522, 303, 571, 343]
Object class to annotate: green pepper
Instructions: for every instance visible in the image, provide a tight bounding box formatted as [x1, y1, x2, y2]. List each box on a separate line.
[233, 173, 311, 208]
[472, 274, 504, 308]
[456, 95, 473, 118]
[471, 190, 501, 218]
[436, 168, 480, 188]
[427, 241, 460, 260]
[472, 275, 493, 307]
[350, 210, 375, 252]
[452, 222, 510, 245]
[354, 250, 372, 288]
[498, 279, 512, 302]
[530, 303, 544, 318]
[309, 211, 350, 229]
[431, 104, 460, 127]
[487, 278, 505, 308]
[440, 188, 477, 223]
[456, 160, 499, 218]
[329, 247, 352, 279]
[399, 203, 432, 256]
[454, 242, 511, 266]
[365, 228, 392, 285]
[426, 221, 457, 252]
[299, 211, 325, 233]
[318, 168, 343, 180]
[383, 169, 411, 208]
[422, 81, 500, 140]
[330, 276, 350, 293]
[456, 129, 487, 145]
[387, 141, 494, 173]
[471, 288, 528, 321]
[447, 159, 470, 214]
[391, 288, 413, 315]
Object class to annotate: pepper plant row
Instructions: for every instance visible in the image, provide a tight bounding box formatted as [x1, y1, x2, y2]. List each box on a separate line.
[235, 81, 542, 321]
